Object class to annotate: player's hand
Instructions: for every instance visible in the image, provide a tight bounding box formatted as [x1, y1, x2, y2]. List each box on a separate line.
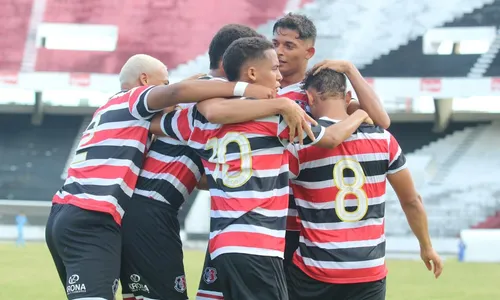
[244, 84, 276, 99]
[182, 73, 207, 81]
[312, 60, 354, 75]
[364, 116, 374, 125]
[420, 247, 443, 279]
[280, 99, 318, 145]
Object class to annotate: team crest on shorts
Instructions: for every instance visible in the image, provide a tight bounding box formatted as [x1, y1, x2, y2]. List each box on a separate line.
[112, 279, 119, 295]
[203, 267, 218, 284]
[174, 275, 187, 293]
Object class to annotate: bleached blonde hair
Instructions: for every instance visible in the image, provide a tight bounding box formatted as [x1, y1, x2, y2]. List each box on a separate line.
[119, 54, 167, 89]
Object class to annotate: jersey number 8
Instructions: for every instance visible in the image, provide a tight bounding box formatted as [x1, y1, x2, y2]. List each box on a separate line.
[205, 132, 252, 188]
[333, 159, 369, 222]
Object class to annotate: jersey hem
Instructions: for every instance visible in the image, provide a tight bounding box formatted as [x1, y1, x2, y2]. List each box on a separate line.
[294, 260, 388, 284]
[52, 197, 122, 225]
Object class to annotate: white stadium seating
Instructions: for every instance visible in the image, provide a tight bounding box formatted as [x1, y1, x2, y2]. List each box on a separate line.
[385, 121, 500, 237]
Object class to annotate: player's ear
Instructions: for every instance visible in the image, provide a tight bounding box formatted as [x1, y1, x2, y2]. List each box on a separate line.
[305, 46, 315, 60]
[139, 73, 148, 86]
[247, 67, 257, 82]
[305, 90, 314, 107]
[345, 90, 352, 105]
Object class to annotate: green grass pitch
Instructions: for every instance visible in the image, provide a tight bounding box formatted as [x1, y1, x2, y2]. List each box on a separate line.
[0, 243, 499, 299]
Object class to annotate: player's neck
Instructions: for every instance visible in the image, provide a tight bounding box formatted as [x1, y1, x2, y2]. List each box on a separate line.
[316, 103, 349, 121]
[280, 71, 306, 88]
[209, 69, 225, 78]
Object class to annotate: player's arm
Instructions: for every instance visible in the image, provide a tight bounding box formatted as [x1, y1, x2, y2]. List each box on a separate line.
[196, 175, 209, 190]
[312, 60, 390, 129]
[344, 63, 390, 129]
[278, 110, 370, 148]
[127, 81, 274, 120]
[386, 134, 443, 278]
[149, 106, 194, 142]
[196, 97, 317, 142]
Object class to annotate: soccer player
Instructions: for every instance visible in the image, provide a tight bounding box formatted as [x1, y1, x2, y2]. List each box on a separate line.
[44, 54, 276, 300]
[15, 212, 27, 247]
[194, 24, 316, 300]
[272, 13, 391, 268]
[120, 35, 318, 300]
[157, 36, 372, 300]
[286, 68, 443, 300]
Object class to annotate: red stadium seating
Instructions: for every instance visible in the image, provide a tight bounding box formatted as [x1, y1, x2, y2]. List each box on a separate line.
[35, 0, 293, 73]
[0, 0, 33, 71]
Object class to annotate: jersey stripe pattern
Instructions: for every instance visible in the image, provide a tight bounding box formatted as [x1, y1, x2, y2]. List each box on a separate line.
[291, 117, 407, 284]
[278, 83, 309, 231]
[53, 86, 159, 225]
[133, 134, 204, 210]
[160, 103, 325, 259]
[286, 145, 301, 231]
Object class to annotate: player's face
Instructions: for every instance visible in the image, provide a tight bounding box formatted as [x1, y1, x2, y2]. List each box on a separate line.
[272, 28, 314, 78]
[247, 49, 282, 91]
[141, 66, 169, 86]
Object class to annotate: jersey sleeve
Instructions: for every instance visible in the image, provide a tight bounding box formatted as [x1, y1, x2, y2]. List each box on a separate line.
[160, 105, 196, 144]
[127, 85, 162, 120]
[388, 132, 407, 174]
[287, 144, 300, 180]
[277, 115, 325, 146]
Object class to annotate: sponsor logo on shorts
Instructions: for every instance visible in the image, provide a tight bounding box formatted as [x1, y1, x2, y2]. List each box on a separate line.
[174, 275, 187, 293]
[128, 273, 150, 293]
[130, 274, 141, 283]
[66, 274, 86, 295]
[203, 267, 218, 284]
[112, 278, 119, 295]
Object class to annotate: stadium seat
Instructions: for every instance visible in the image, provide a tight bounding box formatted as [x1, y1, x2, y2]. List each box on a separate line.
[385, 121, 500, 237]
[35, 0, 290, 73]
[0, 114, 82, 201]
[0, 0, 33, 70]
[171, 0, 494, 78]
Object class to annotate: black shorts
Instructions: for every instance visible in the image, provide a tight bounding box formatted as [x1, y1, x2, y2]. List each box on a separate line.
[196, 248, 224, 300]
[284, 230, 300, 269]
[287, 263, 386, 300]
[120, 195, 187, 300]
[45, 203, 121, 300]
[213, 253, 288, 300]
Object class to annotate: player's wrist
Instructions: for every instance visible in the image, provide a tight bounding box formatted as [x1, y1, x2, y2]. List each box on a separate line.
[233, 81, 249, 97]
[277, 97, 293, 115]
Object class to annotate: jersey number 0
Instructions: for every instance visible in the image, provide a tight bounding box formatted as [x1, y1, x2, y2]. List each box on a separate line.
[205, 132, 252, 188]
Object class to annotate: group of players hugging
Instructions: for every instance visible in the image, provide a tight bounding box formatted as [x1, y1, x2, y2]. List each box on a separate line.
[45, 13, 443, 300]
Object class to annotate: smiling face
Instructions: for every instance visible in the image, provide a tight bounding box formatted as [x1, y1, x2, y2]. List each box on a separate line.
[272, 27, 314, 78]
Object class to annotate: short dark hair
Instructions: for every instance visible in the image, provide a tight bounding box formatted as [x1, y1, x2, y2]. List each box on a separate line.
[273, 13, 316, 42]
[302, 68, 346, 99]
[208, 24, 262, 70]
[222, 37, 274, 81]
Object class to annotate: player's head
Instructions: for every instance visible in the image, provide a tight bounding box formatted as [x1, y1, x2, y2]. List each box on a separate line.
[223, 37, 282, 90]
[302, 68, 352, 118]
[119, 54, 169, 90]
[272, 13, 316, 78]
[209, 24, 262, 72]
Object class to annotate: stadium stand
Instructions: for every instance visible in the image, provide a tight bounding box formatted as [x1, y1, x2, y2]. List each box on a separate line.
[385, 121, 500, 237]
[360, 0, 500, 77]
[171, 0, 495, 78]
[34, 0, 299, 73]
[0, 0, 33, 71]
[0, 114, 82, 201]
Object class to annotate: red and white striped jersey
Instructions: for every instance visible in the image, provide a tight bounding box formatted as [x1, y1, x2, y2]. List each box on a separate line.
[53, 86, 159, 225]
[159, 103, 325, 259]
[286, 145, 301, 231]
[278, 82, 310, 113]
[278, 82, 309, 232]
[291, 117, 407, 284]
[133, 134, 204, 210]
